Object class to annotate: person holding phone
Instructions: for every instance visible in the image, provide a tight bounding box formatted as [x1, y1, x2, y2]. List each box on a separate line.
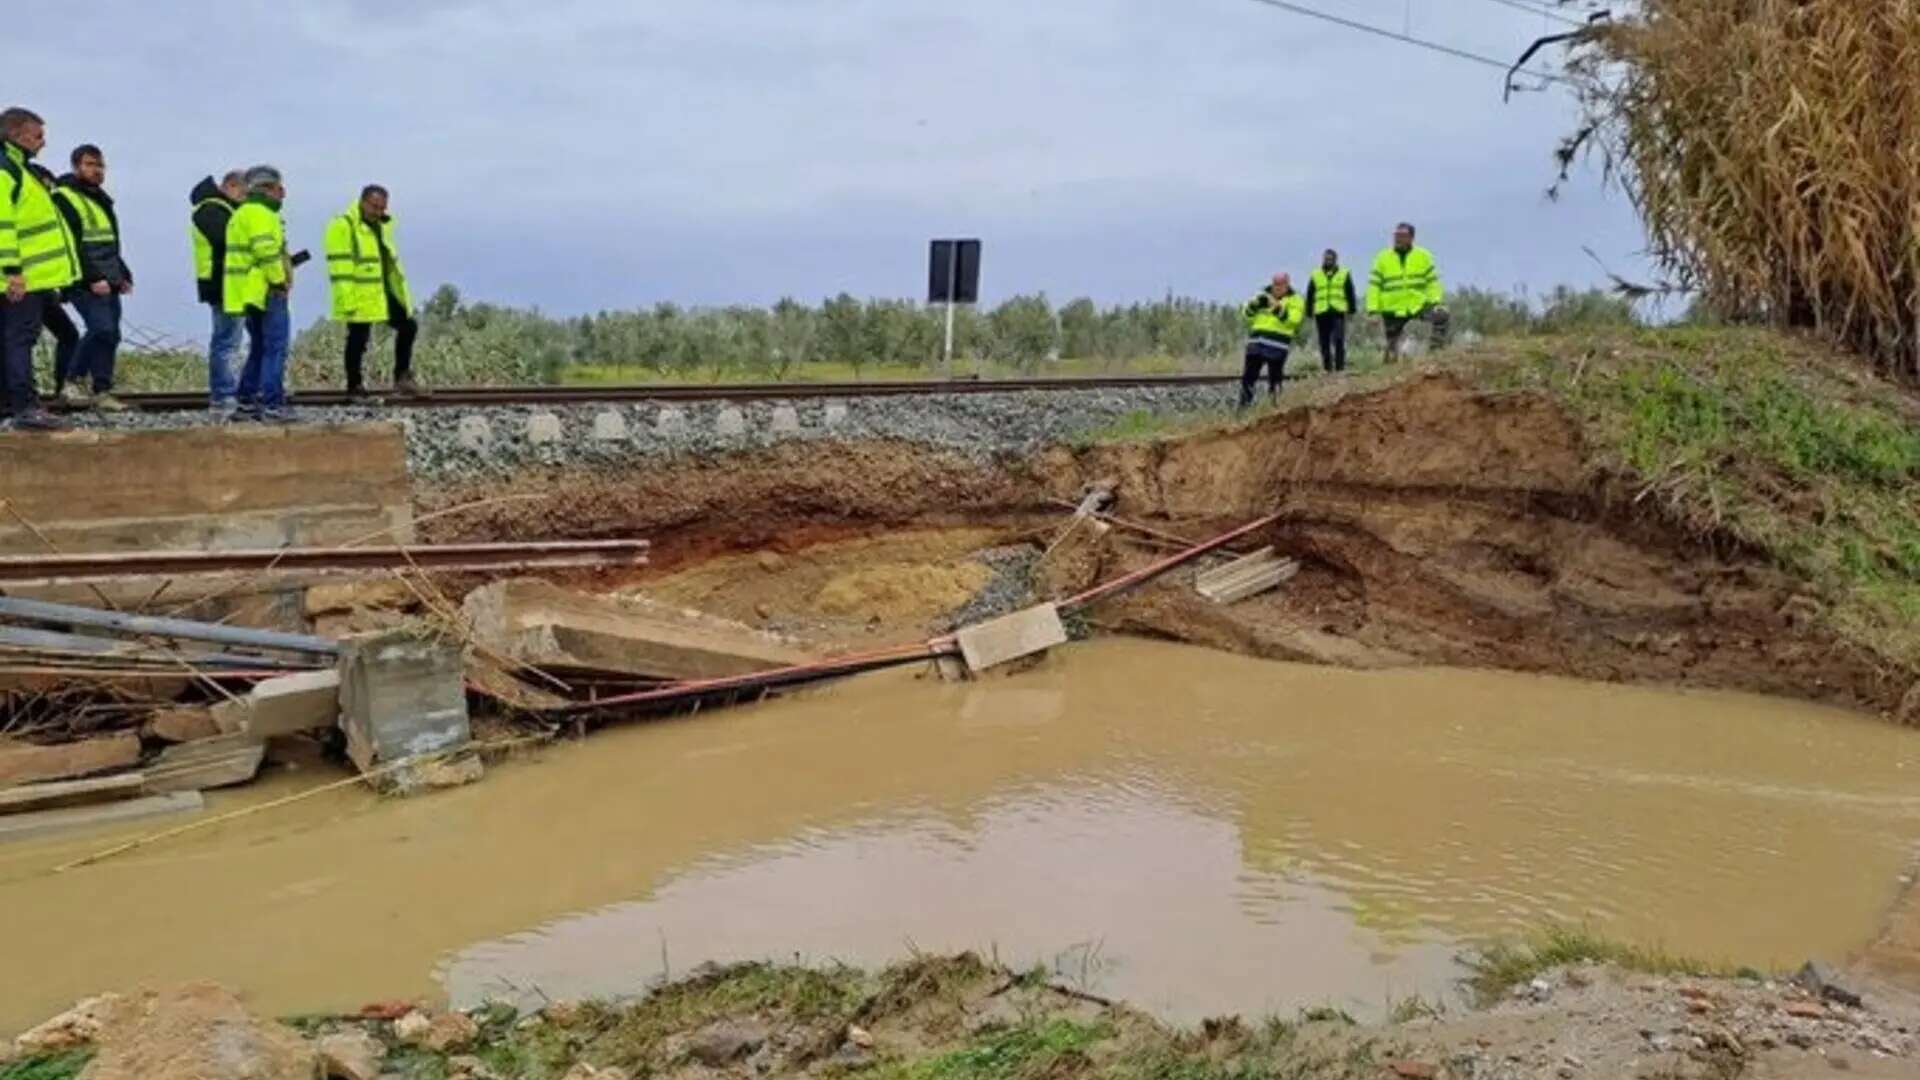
[225, 165, 295, 422]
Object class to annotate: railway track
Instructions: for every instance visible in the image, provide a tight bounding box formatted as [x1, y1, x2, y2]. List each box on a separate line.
[115, 373, 1236, 412]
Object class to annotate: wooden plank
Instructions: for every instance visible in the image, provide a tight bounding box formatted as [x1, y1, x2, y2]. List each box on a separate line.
[0, 791, 204, 842]
[0, 772, 145, 816]
[956, 603, 1068, 672]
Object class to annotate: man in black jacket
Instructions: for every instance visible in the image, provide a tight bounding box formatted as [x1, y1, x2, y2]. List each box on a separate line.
[188, 170, 244, 415]
[51, 144, 132, 411]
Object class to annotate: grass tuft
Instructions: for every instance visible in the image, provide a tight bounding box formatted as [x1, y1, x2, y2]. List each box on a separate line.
[1461, 924, 1731, 1006]
[0, 1051, 95, 1080]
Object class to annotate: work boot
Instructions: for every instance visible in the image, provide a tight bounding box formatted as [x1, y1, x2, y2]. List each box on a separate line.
[256, 407, 297, 424]
[209, 399, 238, 422]
[392, 375, 425, 399]
[92, 393, 130, 414]
[346, 386, 378, 406]
[12, 409, 70, 431]
[57, 383, 90, 408]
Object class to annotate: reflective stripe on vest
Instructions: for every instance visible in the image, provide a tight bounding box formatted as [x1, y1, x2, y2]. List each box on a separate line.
[57, 188, 115, 244]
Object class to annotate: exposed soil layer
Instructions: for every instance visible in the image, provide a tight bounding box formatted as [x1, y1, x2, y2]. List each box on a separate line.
[425, 374, 1913, 716]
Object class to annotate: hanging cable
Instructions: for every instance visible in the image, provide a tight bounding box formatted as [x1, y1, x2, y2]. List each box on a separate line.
[1240, 0, 1569, 84]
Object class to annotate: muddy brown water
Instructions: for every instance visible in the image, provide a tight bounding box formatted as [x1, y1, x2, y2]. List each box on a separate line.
[5, 639, 1919, 1032]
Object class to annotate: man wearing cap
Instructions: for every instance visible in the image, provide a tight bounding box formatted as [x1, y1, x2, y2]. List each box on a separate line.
[225, 165, 293, 422]
[1240, 273, 1304, 408]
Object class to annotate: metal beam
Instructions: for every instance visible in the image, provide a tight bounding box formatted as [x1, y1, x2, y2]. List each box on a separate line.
[0, 596, 339, 656]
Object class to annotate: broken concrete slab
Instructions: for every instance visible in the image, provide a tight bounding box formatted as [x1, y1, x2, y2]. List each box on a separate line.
[0, 732, 141, 786]
[956, 603, 1068, 673]
[146, 707, 221, 744]
[210, 669, 341, 738]
[0, 772, 145, 816]
[143, 734, 267, 794]
[0, 791, 203, 841]
[1195, 547, 1299, 605]
[463, 578, 810, 681]
[337, 629, 471, 777]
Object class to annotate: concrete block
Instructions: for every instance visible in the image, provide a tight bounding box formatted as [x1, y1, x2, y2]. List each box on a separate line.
[525, 412, 564, 445]
[822, 403, 849, 429]
[955, 603, 1068, 672]
[714, 406, 746, 438]
[462, 578, 810, 680]
[656, 407, 688, 436]
[210, 669, 342, 739]
[143, 734, 266, 794]
[591, 410, 629, 442]
[0, 791, 203, 841]
[146, 707, 221, 744]
[1195, 548, 1299, 605]
[0, 773, 145, 815]
[456, 415, 492, 451]
[0, 733, 141, 786]
[336, 630, 471, 776]
[769, 405, 801, 436]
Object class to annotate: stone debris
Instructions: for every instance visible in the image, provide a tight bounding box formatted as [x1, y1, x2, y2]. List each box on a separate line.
[560, 1064, 631, 1080]
[315, 1028, 385, 1080]
[10, 992, 127, 1054]
[78, 984, 316, 1080]
[421, 1010, 481, 1052]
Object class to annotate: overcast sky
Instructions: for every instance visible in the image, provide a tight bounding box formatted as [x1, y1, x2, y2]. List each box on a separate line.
[10, 0, 1642, 340]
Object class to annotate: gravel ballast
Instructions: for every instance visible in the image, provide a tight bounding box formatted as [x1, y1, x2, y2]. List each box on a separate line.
[48, 385, 1231, 483]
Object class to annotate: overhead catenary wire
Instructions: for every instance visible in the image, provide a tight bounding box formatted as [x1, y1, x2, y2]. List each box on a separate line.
[1240, 0, 1570, 84]
[1474, 0, 1592, 29]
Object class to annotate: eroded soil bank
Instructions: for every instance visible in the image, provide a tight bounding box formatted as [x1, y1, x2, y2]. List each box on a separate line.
[426, 373, 1915, 717]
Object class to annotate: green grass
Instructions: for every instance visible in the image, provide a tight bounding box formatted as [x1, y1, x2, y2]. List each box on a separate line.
[0, 1050, 95, 1080]
[881, 1019, 1112, 1080]
[1501, 327, 1920, 669]
[591, 961, 868, 1068]
[1460, 924, 1732, 1006]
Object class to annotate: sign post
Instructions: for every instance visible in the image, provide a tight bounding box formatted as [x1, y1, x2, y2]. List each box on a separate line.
[928, 239, 982, 376]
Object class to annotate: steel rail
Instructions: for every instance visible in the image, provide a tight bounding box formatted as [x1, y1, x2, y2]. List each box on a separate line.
[112, 374, 1238, 412]
[0, 540, 650, 585]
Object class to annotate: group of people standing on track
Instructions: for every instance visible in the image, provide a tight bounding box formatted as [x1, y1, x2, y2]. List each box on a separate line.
[1239, 222, 1451, 408]
[0, 105, 420, 431]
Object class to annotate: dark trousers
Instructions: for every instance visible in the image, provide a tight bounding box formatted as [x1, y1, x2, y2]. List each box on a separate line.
[1382, 304, 1452, 363]
[343, 295, 417, 391]
[2, 291, 51, 415]
[1239, 343, 1289, 407]
[44, 301, 79, 388]
[67, 290, 122, 393]
[1315, 313, 1347, 373]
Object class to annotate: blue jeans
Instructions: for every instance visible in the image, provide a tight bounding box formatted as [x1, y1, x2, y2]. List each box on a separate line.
[68, 289, 123, 394]
[237, 292, 290, 410]
[207, 307, 242, 405]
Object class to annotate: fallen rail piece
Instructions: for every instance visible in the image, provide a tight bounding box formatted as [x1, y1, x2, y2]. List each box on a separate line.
[0, 595, 339, 657]
[0, 539, 650, 586]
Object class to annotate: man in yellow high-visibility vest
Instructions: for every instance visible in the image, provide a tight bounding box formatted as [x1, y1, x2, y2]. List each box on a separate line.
[52, 144, 134, 412]
[0, 107, 80, 431]
[189, 170, 246, 416]
[1366, 222, 1450, 363]
[1240, 272, 1304, 408]
[1304, 248, 1356, 373]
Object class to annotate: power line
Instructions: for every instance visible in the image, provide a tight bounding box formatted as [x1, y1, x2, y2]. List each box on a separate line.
[1475, 0, 1591, 28]
[1240, 0, 1570, 84]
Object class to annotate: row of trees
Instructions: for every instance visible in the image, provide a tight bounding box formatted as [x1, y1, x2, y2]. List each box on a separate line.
[101, 283, 1638, 391]
[271, 283, 1636, 387]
